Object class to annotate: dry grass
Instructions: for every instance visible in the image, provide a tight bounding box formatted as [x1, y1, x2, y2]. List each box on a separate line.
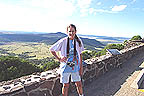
[0, 42, 53, 59]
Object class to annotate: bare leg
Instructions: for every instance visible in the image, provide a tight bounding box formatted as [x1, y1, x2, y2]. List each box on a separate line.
[75, 81, 83, 95]
[62, 83, 69, 96]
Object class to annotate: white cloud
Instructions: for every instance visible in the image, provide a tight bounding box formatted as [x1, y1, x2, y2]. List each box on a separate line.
[131, 0, 136, 4]
[88, 8, 116, 15]
[0, 0, 77, 19]
[77, 0, 93, 17]
[94, 9, 115, 13]
[0, 0, 76, 32]
[89, 8, 95, 14]
[29, 0, 76, 17]
[81, 2, 127, 15]
[97, 2, 102, 5]
[77, 0, 92, 8]
[112, 5, 127, 12]
[80, 8, 89, 17]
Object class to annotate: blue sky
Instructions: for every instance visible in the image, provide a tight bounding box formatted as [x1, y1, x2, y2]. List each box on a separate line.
[0, 0, 143, 38]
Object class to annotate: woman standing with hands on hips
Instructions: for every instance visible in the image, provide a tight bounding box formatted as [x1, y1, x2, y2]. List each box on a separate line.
[49, 24, 84, 96]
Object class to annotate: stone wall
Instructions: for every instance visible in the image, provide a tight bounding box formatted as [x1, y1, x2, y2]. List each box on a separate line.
[0, 43, 144, 96]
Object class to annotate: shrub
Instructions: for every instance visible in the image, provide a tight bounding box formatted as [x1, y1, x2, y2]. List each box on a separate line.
[93, 43, 124, 57]
[0, 56, 41, 81]
[41, 59, 60, 71]
[82, 51, 91, 60]
[104, 44, 124, 51]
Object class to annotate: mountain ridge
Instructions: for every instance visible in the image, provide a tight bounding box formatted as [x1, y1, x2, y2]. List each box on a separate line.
[0, 32, 104, 50]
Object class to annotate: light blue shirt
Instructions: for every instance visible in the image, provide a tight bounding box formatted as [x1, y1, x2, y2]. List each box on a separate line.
[62, 39, 80, 73]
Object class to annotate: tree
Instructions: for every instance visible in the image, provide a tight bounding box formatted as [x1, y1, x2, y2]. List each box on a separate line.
[131, 35, 142, 40]
[92, 43, 124, 57]
[41, 59, 60, 71]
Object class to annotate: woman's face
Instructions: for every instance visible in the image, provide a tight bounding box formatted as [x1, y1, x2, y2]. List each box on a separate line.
[67, 26, 76, 40]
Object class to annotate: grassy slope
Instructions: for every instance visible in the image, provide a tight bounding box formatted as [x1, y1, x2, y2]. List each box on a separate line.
[0, 42, 53, 59]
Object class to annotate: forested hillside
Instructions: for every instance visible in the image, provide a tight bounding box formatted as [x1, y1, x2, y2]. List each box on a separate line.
[0, 56, 41, 81]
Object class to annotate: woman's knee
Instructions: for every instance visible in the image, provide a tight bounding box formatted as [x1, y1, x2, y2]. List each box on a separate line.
[75, 81, 82, 87]
[63, 83, 70, 89]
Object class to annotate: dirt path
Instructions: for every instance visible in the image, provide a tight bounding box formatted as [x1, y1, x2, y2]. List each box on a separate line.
[70, 51, 144, 96]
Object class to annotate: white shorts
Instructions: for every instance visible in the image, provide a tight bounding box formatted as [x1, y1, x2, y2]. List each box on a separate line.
[60, 72, 81, 84]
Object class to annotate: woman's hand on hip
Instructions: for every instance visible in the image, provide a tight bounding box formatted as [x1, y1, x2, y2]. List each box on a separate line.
[59, 57, 67, 63]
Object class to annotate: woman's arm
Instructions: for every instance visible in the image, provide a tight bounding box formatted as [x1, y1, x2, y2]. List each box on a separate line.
[50, 51, 61, 61]
[79, 53, 83, 77]
[50, 51, 67, 62]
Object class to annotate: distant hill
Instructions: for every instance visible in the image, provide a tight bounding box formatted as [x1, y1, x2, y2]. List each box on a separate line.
[0, 32, 14, 34]
[78, 34, 130, 45]
[0, 32, 104, 50]
[0, 31, 46, 34]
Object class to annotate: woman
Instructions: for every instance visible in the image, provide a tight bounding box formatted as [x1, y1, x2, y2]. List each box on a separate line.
[49, 24, 84, 96]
